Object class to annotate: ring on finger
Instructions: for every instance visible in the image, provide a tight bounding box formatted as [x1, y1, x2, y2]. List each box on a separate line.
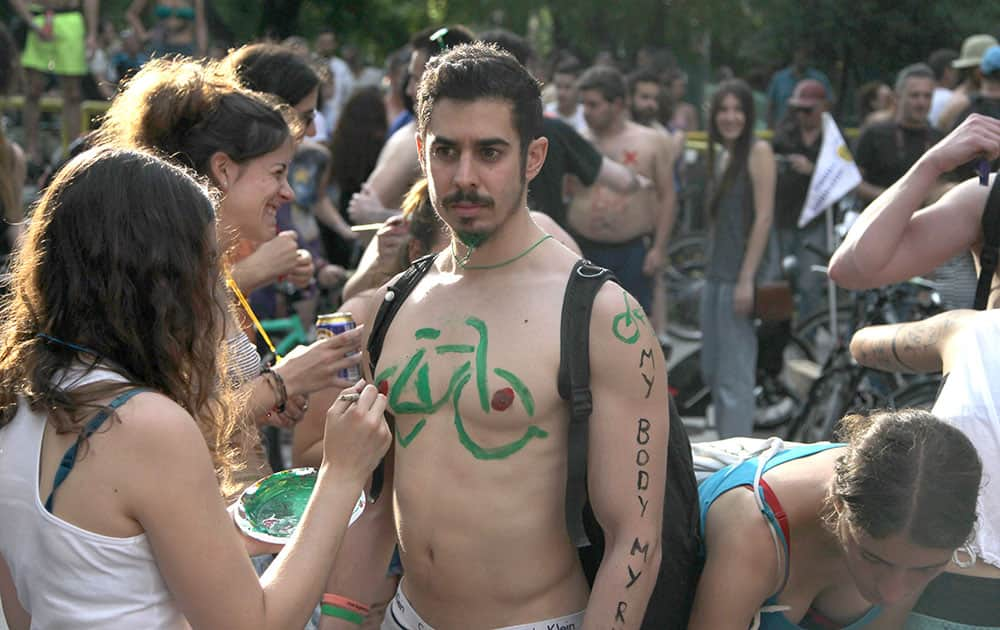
[338, 392, 361, 403]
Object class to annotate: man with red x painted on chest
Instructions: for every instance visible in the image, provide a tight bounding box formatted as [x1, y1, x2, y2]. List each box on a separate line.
[566, 65, 677, 314]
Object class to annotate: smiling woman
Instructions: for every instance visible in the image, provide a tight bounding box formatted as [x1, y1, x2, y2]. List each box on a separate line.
[94, 56, 369, 497]
[689, 408, 982, 630]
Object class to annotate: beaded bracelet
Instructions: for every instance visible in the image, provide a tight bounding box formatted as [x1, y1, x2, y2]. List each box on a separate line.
[260, 367, 288, 413]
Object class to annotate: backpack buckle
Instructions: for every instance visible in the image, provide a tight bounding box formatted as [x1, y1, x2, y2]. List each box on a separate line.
[570, 386, 593, 424]
[981, 246, 999, 270]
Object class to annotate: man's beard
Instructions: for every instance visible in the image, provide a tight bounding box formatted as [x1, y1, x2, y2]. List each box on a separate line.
[632, 108, 657, 126]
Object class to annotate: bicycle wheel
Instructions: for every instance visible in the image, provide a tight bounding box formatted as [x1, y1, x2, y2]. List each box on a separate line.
[793, 306, 855, 365]
[664, 234, 707, 341]
[753, 334, 814, 430]
[790, 367, 858, 442]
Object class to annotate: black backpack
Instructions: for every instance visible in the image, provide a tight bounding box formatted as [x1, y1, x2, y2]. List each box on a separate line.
[367, 256, 702, 629]
[974, 174, 1000, 310]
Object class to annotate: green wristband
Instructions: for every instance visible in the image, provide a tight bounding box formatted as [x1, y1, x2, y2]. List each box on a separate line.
[320, 603, 365, 625]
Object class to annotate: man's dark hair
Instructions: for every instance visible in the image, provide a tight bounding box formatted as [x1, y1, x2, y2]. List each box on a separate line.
[478, 29, 533, 67]
[928, 48, 958, 81]
[416, 43, 543, 158]
[577, 65, 627, 103]
[895, 62, 935, 93]
[627, 68, 661, 97]
[410, 25, 475, 61]
[553, 58, 582, 77]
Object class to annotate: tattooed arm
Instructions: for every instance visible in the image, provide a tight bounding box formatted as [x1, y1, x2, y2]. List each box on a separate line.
[849, 309, 976, 374]
[582, 284, 667, 630]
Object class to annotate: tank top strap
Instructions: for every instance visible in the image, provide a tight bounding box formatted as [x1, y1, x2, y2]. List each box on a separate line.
[44, 388, 149, 513]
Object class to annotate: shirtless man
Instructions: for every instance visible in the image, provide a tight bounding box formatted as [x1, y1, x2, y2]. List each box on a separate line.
[10, 0, 97, 170]
[370, 43, 668, 629]
[567, 65, 676, 312]
[347, 25, 475, 226]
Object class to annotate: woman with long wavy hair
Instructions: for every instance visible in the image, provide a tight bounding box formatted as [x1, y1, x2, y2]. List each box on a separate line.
[0, 147, 390, 629]
[700, 78, 777, 438]
[95, 57, 366, 490]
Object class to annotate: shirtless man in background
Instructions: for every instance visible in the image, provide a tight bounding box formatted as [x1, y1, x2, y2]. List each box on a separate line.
[567, 65, 676, 312]
[347, 25, 474, 226]
[370, 43, 668, 629]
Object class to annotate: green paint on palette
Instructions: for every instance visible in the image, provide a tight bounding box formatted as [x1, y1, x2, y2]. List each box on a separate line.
[240, 469, 316, 538]
[415, 328, 441, 340]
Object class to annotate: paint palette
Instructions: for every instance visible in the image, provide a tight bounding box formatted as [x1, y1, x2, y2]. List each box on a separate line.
[234, 468, 366, 545]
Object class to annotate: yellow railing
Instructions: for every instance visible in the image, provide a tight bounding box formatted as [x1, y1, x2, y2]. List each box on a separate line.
[684, 127, 860, 153]
[0, 95, 110, 147]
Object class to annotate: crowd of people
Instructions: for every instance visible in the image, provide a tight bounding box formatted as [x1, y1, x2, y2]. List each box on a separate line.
[0, 8, 997, 630]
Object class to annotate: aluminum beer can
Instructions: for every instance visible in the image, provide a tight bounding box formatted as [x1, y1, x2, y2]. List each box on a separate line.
[316, 312, 362, 382]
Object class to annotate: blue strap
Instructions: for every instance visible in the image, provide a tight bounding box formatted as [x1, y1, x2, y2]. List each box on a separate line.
[44, 388, 147, 513]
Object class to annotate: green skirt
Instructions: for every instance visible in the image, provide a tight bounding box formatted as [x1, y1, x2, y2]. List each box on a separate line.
[21, 11, 87, 76]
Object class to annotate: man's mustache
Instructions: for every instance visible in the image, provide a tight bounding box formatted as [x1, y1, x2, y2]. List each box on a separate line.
[443, 189, 494, 206]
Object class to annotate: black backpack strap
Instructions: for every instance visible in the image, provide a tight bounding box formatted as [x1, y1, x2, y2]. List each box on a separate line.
[365, 253, 436, 500]
[558, 259, 615, 545]
[367, 254, 437, 374]
[974, 175, 1000, 310]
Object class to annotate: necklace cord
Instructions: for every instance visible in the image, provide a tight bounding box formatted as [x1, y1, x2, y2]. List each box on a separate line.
[454, 234, 553, 271]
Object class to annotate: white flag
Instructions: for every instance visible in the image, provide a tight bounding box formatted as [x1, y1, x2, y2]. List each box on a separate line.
[798, 112, 862, 228]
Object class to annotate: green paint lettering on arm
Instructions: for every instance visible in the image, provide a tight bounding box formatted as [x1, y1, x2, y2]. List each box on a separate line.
[415, 328, 441, 340]
[494, 368, 535, 416]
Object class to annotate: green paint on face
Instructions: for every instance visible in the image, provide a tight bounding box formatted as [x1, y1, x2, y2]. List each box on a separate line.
[612, 290, 643, 344]
[467, 316, 491, 412]
[457, 231, 488, 248]
[415, 328, 441, 340]
[436, 344, 475, 354]
[494, 368, 535, 417]
[396, 419, 427, 447]
[451, 372, 549, 460]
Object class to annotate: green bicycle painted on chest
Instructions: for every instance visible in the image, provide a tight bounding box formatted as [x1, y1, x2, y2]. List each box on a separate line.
[374, 316, 548, 461]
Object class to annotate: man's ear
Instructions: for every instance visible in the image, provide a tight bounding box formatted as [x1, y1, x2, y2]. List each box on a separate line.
[525, 136, 549, 183]
[208, 151, 234, 191]
[415, 133, 426, 174]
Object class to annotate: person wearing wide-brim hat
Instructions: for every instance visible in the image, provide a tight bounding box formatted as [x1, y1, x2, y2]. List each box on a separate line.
[937, 33, 1000, 131]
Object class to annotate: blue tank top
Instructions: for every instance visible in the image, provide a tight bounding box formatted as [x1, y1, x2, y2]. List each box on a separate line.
[698, 442, 882, 630]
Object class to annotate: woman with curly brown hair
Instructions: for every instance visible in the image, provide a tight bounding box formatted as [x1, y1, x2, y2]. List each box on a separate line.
[0, 147, 390, 629]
